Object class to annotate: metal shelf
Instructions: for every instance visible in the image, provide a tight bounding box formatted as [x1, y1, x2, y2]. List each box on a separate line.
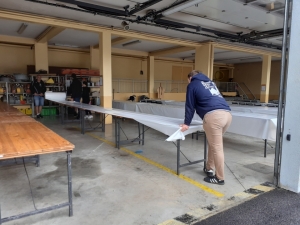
[9, 82, 31, 83]
[29, 74, 57, 76]
[7, 93, 26, 95]
[9, 103, 31, 106]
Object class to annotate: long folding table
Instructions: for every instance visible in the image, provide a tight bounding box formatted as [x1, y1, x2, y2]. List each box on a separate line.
[0, 102, 74, 224]
[113, 100, 278, 157]
[45, 94, 206, 175]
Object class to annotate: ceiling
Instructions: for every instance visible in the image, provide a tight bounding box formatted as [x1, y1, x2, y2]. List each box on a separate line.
[0, 0, 285, 64]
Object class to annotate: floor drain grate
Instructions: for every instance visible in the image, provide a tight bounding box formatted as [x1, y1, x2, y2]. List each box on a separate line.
[228, 196, 235, 201]
[244, 188, 264, 195]
[202, 204, 217, 211]
[174, 214, 198, 224]
[261, 181, 276, 187]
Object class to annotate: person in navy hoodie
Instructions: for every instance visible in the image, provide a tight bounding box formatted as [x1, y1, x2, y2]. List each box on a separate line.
[180, 70, 232, 185]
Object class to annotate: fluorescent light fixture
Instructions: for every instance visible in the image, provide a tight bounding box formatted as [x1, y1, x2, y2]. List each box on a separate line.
[17, 23, 28, 34]
[162, 0, 206, 16]
[54, 43, 81, 48]
[240, 57, 261, 61]
[122, 40, 141, 47]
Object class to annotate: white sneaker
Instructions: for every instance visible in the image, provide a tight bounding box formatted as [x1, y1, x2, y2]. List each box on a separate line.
[88, 115, 93, 119]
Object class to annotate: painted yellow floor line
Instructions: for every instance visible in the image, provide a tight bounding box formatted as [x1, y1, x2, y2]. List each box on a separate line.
[86, 132, 224, 198]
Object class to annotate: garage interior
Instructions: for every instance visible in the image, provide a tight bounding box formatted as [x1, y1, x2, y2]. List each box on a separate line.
[0, 0, 289, 225]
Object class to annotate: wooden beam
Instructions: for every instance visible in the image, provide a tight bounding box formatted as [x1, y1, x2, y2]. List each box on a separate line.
[0, 34, 36, 45]
[149, 46, 195, 57]
[36, 26, 65, 43]
[0, 9, 282, 56]
[214, 42, 281, 58]
[93, 37, 133, 49]
[112, 48, 149, 57]
[112, 37, 133, 46]
[0, 9, 200, 47]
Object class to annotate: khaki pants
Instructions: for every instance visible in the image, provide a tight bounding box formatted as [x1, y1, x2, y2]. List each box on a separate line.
[203, 110, 232, 180]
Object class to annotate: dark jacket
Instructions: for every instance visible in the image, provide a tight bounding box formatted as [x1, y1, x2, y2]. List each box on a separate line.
[82, 87, 90, 103]
[30, 80, 46, 95]
[184, 73, 231, 125]
[70, 78, 82, 98]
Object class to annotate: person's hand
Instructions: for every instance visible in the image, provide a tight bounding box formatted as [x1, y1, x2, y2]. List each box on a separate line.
[34, 93, 38, 96]
[70, 98, 73, 101]
[180, 124, 189, 132]
[40, 93, 43, 96]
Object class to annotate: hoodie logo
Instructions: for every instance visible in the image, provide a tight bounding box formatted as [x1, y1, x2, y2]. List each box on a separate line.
[201, 81, 222, 97]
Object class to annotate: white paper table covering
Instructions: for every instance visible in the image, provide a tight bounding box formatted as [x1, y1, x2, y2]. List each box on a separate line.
[46, 97, 203, 140]
[113, 100, 277, 141]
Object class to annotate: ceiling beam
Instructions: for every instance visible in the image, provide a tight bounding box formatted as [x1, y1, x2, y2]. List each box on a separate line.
[36, 26, 65, 43]
[149, 46, 195, 57]
[112, 37, 133, 46]
[93, 37, 133, 49]
[214, 42, 281, 58]
[0, 9, 200, 47]
[0, 34, 36, 45]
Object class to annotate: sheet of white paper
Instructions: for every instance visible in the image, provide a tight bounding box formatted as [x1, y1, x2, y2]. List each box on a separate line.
[166, 128, 185, 141]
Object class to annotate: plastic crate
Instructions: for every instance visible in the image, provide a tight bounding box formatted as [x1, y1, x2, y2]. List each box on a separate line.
[41, 108, 50, 116]
[49, 107, 57, 115]
[18, 108, 26, 114]
[25, 108, 32, 115]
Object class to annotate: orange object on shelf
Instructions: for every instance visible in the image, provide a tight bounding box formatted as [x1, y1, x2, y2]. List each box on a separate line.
[61, 69, 100, 76]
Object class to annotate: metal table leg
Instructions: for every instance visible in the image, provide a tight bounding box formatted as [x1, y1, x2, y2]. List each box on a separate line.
[0, 152, 73, 224]
[60, 105, 64, 125]
[80, 109, 84, 135]
[264, 139, 267, 158]
[102, 113, 105, 132]
[142, 124, 145, 145]
[177, 139, 180, 175]
[67, 151, 73, 217]
[36, 155, 40, 167]
[114, 117, 120, 149]
[114, 117, 117, 148]
[138, 123, 141, 145]
[117, 118, 120, 149]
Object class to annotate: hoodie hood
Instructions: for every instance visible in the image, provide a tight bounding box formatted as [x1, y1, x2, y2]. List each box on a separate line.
[191, 73, 210, 82]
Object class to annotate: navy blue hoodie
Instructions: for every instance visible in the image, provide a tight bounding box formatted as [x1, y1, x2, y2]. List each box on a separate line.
[184, 73, 231, 125]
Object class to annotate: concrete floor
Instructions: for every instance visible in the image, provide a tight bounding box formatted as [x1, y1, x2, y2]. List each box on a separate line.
[0, 115, 275, 225]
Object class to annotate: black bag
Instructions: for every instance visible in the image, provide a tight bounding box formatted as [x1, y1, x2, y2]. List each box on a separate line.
[128, 95, 136, 101]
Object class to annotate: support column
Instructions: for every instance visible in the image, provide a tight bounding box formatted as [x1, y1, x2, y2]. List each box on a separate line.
[280, 0, 300, 193]
[194, 43, 214, 80]
[34, 42, 48, 71]
[260, 55, 271, 103]
[99, 31, 112, 124]
[147, 56, 155, 99]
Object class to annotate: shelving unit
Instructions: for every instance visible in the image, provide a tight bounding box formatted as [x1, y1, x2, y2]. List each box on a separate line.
[27, 71, 102, 117]
[0, 81, 32, 106]
[29, 74, 63, 117]
[64, 73, 102, 105]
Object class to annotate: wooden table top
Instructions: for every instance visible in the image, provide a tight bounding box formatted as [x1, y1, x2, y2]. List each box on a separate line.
[0, 102, 74, 160]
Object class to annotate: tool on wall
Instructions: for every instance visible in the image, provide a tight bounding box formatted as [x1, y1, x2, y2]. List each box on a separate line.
[157, 83, 165, 100]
